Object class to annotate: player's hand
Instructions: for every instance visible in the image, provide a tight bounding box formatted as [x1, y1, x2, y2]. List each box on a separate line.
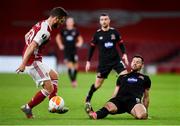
[122, 54, 129, 66]
[59, 45, 64, 50]
[76, 42, 83, 48]
[16, 64, 26, 74]
[85, 61, 91, 72]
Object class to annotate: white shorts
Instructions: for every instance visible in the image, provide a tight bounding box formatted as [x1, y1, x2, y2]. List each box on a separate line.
[26, 61, 51, 87]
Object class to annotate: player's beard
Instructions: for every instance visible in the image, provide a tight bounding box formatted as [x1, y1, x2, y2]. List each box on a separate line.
[52, 23, 60, 29]
[102, 23, 109, 29]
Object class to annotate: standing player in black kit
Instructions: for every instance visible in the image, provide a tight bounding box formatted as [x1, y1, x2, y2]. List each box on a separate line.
[56, 17, 83, 88]
[85, 13, 129, 108]
[86, 55, 151, 120]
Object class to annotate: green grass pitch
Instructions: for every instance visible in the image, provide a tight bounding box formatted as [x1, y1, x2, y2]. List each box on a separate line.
[0, 72, 180, 125]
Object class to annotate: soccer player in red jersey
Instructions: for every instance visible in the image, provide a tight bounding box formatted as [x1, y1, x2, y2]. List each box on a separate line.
[16, 7, 68, 119]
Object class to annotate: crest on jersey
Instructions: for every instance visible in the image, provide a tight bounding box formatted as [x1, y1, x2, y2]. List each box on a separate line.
[99, 36, 103, 40]
[138, 75, 144, 80]
[111, 34, 116, 40]
[72, 31, 76, 36]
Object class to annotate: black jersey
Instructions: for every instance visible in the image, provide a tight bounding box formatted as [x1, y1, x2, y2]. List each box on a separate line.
[60, 28, 80, 54]
[116, 71, 151, 101]
[91, 28, 121, 65]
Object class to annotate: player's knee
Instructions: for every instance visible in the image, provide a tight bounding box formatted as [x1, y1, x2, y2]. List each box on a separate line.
[43, 81, 54, 94]
[47, 85, 54, 94]
[95, 78, 104, 89]
[49, 70, 59, 80]
[105, 102, 117, 113]
[136, 112, 148, 119]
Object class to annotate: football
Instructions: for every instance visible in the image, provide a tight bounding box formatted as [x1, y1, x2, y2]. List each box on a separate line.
[49, 96, 64, 111]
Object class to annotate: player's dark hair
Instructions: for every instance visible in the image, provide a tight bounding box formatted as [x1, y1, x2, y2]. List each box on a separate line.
[50, 7, 68, 18]
[133, 55, 144, 63]
[100, 13, 110, 17]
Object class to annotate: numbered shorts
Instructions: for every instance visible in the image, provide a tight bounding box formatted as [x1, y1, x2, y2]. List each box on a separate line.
[108, 97, 140, 114]
[97, 60, 126, 79]
[26, 61, 51, 87]
[64, 53, 78, 63]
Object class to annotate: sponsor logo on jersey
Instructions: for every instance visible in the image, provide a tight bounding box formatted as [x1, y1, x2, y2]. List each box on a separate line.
[127, 77, 138, 83]
[66, 35, 74, 41]
[111, 34, 116, 40]
[104, 42, 113, 48]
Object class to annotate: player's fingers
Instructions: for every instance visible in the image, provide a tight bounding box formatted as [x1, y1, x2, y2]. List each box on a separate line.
[16, 69, 20, 74]
[16, 68, 23, 74]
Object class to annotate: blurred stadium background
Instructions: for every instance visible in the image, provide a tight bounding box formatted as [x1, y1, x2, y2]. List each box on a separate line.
[0, 0, 180, 125]
[0, 0, 180, 74]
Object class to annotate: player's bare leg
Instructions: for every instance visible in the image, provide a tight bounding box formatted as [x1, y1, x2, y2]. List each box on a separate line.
[48, 69, 69, 114]
[21, 80, 53, 119]
[130, 103, 148, 119]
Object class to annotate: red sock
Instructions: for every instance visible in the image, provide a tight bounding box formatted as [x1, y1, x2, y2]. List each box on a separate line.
[28, 89, 48, 109]
[48, 80, 58, 100]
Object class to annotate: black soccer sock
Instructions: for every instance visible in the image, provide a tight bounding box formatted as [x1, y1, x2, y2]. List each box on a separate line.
[96, 107, 109, 119]
[86, 84, 97, 102]
[68, 69, 74, 82]
[72, 69, 77, 81]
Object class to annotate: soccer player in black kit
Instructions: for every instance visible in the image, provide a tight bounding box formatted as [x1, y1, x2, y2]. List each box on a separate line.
[85, 13, 129, 107]
[86, 55, 151, 120]
[56, 17, 83, 87]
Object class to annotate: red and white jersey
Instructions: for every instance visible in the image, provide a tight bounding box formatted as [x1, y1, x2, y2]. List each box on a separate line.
[23, 20, 52, 66]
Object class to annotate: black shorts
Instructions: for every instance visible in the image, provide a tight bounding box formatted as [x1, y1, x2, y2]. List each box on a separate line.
[64, 53, 78, 63]
[97, 60, 125, 79]
[108, 97, 139, 114]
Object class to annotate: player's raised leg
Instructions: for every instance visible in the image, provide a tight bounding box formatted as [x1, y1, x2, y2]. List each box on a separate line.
[21, 80, 53, 119]
[48, 69, 69, 114]
[130, 104, 148, 119]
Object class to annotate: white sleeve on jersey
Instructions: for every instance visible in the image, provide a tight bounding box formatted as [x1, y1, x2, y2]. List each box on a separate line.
[33, 30, 50, 46]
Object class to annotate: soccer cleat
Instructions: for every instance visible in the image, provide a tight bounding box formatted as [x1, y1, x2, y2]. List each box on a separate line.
[85, 102, 93, 114]
[49, 107, 69, 114]
[21, 104, 34, 119]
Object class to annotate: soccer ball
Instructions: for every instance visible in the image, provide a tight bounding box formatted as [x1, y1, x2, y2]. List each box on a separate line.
[49, 96, 64, 111]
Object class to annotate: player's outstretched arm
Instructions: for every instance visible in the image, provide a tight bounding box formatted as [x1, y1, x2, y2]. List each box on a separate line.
[56, 33, 64, 50]
[142, 89, 150, 112]
[122, 53, 129, 66]
[85, 44, 95, 72]
[16, 41, 38, 73]
[112, 86, 120, 98]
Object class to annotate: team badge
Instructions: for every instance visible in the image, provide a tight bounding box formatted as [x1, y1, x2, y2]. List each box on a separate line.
[99, 36, 103, 40]
[111, 34, 116, 40]
[139, 75, 144, 80]
[72, 31, 76, 36]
